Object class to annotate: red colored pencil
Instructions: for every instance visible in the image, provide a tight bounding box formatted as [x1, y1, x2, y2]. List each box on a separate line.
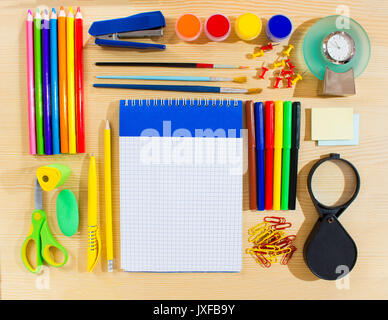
[264, 101, 275, 210]
[75, 7, 85, 153]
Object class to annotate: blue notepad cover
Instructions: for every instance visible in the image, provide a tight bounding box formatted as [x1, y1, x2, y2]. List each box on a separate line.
[119, 99, 243, 138]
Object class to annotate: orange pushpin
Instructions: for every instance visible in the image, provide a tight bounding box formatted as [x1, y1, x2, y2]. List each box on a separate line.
[283, 44, 294, 57]
[291, 73, 303, 85]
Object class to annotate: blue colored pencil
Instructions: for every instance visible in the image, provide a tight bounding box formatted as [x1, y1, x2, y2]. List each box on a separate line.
[50, 8, 60, 154]
[93, 83, 259, 94]
[254, 102, 265, 211]
[42, 10, 52, 155]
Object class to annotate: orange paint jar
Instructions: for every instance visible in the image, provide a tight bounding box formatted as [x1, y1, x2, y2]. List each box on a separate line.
[175, 13, 202, 41]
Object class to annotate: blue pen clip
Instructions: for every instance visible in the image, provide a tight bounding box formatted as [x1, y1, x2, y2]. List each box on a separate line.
[89, 11, 166, 50]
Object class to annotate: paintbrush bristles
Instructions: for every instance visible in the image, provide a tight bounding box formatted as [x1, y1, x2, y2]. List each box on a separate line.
[233, 76, 247, 83]
[247, 88, 262, 94]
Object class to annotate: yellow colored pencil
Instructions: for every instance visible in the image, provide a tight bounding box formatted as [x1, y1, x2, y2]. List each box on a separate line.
[104, 120, 114, 272]
[67, 7, 76, 154]
[273, 101, 283, 210]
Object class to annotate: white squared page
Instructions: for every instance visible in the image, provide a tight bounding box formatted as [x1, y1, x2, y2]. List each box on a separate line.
[120, 136, 242, 272]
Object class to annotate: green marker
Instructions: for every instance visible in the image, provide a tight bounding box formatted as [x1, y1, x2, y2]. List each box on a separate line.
[34, 9, 44, 154]
[281, 101, 292, 210]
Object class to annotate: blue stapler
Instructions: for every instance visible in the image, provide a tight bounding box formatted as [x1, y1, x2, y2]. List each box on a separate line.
[88, 11, 166, 50]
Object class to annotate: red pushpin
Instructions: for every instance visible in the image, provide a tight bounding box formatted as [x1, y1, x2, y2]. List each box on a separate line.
[259, 66, 269, 79]
[286, 77, 293, 88]
[281, 69, 294, 77]
[286, 59, 296, 70]
[261, 43, 274, 51]
[273, 76, 282, 88]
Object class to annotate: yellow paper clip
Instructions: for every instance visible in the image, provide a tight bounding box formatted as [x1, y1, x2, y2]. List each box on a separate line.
[291, 73, 303, 85]
[272, 59, 286, 69]
[283, 44, 294, 57]
[248, 222, 267, 235]
[251, 49, 264, 58]
[254, 228, 276, 244]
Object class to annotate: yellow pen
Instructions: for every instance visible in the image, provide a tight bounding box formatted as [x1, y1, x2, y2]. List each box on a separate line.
[104, 120, 114, 272]
[67, 7, 76, 153]
[87, 155, 100, 272]
[273, 101, 283, 210]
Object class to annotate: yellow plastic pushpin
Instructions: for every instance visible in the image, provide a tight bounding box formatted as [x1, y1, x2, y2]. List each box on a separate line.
[272, 60, 286, 69]
[283, 44, 294, 57]
[251, 49, 264, 58]
[291, 73, 303, 85]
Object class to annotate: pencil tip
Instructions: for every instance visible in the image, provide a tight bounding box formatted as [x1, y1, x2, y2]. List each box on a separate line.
[28, 9, 32, 15]
[106, 120, 110, 130]
[35, 8, 39, 13]
[69, 6, 73, 13]
[239, 66, 249, 69]
[60, 6, 64, 10]
[77, 7, 80, 13]
[52, 8, 56, 13]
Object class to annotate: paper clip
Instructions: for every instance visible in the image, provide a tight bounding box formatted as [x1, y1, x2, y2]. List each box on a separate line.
[264, 216, 286, 224]
[248, 226, 272, 243]
[281, 245, 297, 265]
[248, 222, 267, 235]
[255, 253, 271, 268]
[272, 222, 292, 230]
[276, 235, 296, 249]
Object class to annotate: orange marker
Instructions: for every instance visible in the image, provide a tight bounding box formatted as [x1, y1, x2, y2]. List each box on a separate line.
[58, 6, 68, 153]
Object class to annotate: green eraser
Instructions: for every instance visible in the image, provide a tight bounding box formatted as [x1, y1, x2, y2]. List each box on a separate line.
[57, 189, 79, 237]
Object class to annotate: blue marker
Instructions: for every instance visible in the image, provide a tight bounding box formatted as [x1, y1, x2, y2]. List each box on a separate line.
[50, 8, 60, 154]
[254, 102, 265, 211]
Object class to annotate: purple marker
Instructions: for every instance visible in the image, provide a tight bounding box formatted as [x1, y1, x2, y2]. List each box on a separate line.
[42, 10, 52, 155]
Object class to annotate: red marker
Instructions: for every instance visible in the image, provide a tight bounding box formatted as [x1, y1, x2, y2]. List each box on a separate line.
[264, 101, 275, 210]
[75, 7, 85, 153]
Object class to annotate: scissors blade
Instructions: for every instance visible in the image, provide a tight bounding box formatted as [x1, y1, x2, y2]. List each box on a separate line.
[35, 178, 43, 211]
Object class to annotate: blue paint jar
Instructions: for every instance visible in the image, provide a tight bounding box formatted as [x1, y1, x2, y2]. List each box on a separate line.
[266, 15, 293, 42]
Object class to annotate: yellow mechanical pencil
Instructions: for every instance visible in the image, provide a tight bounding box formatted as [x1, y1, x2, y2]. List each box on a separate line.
[104, 120, 114, 272]
[273, 101, 283, 210]
[87, 154, 100, 272]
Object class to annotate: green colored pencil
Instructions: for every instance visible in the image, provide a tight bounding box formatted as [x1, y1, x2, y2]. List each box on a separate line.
[281, 101, 293, 210]
[34, 8, 44, 154]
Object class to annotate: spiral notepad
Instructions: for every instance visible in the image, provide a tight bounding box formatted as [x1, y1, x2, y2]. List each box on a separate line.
[119, 99, 243, 272]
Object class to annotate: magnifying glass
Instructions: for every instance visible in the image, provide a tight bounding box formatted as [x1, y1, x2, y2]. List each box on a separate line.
[304, 153, 360, 280]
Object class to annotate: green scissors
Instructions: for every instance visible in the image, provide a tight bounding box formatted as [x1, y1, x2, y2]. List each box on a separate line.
[21, 179, 68, 273]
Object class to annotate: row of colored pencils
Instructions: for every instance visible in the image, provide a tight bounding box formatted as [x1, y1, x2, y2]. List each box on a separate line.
[246, 101, 301, 211]
[26, 7, 84, 155]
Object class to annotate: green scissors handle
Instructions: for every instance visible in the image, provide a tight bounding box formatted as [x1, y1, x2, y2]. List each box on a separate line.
[21, 210, 68, 273]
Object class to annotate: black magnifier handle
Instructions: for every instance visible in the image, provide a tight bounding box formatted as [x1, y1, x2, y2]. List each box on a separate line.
[307, 153, 361, 219]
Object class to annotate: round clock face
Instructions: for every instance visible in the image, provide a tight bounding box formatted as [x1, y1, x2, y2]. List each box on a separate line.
[323, 31, 356, 64]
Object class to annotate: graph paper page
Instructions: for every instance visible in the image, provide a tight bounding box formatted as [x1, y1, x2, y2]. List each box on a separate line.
[120, 136, 242, 272]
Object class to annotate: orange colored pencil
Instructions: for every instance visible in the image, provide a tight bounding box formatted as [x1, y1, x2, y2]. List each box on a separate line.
[58, 6, 69, 153]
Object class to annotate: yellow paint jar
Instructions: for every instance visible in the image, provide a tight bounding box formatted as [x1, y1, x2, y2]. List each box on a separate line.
[235, 13, 262, 41]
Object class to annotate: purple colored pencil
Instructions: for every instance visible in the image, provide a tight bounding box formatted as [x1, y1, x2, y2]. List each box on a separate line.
[42, 10, 52, 155]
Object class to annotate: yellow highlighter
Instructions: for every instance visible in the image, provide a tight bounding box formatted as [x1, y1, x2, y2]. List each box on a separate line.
[104, 120, 114, 272]
[67, 7, 76, 154]
[273, 101, 284, 210]
[87, 155, 101, 272]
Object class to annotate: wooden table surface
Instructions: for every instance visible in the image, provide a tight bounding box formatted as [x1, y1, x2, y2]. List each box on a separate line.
[1, 0, 388, 300]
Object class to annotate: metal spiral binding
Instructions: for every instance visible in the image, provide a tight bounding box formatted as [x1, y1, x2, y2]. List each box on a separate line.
[123, 98, 240, 107]
[88, 229, 97, 251]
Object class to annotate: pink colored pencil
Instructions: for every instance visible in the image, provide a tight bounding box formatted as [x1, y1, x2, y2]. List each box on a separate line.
[26, 9, 36, 154]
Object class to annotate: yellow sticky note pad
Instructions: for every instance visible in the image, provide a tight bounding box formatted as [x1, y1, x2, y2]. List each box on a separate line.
[311, 108, 354, 140]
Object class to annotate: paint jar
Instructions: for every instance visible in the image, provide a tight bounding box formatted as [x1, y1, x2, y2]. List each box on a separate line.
[235, 13, 262, 41]
[204, 14, 231, 41]
[176, 13, 202, 41]
[266, 15, 293, 42]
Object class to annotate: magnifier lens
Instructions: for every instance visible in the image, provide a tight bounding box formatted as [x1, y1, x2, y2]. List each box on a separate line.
[310, 159, 358, 207]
